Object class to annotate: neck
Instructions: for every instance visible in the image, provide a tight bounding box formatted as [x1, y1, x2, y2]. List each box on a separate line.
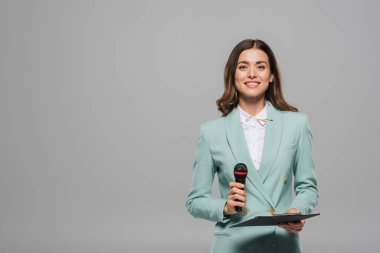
[238, 97, 266, 116]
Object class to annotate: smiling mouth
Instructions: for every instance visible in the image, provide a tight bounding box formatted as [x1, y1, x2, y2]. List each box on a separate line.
[245, 81, 260, 88]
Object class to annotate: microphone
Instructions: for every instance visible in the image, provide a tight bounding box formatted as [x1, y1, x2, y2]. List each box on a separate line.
[234, 163, 248, 212]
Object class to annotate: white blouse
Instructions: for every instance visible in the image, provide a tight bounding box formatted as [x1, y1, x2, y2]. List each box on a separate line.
[238, 103, 268, 170]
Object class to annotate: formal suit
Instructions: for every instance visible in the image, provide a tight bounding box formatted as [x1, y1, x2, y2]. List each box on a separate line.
[186, 101, 318, 253]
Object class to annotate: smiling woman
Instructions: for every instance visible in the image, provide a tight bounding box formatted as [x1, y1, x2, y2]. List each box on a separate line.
[217, 39, 298, 116]
[186, 39, 318, 253]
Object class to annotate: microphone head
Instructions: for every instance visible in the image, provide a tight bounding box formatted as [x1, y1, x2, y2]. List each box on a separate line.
[234, 163, 248, 181]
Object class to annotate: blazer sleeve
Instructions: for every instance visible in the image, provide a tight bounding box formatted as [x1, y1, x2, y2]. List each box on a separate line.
[185, 125, 230, 223]
[289, 114, 319, 214]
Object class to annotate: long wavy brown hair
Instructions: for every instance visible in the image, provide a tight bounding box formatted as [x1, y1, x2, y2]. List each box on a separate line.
[216, 39, 298, 116]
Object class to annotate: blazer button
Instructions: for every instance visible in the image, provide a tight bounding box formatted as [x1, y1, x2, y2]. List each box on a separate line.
[269, 208, 275, 215]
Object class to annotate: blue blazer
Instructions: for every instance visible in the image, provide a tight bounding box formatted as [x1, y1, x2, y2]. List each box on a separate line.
[186, 101, 318, 253]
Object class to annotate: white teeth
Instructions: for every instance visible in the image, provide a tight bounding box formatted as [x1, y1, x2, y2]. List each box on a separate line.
[246, 82, 259, 85]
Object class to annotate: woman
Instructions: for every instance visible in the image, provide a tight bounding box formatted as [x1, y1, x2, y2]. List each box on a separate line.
[186, 39, 318, 253]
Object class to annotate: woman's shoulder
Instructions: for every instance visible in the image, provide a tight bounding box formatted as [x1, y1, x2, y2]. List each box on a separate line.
[197, 117, 226, 144]
[199, 117, 225, 132]
[281, 110, 310, 130]
[281, 110, 308, 121]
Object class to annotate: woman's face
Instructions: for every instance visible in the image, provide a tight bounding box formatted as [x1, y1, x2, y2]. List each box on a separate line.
[234, 48, 274, 102]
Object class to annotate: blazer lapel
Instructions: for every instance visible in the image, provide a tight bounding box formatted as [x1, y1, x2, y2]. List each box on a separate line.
[258, 101, 284, 183]
[224, 107, 274, 207]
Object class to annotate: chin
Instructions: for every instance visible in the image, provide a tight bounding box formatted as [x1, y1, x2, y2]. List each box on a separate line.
[242, 90, 266, 98]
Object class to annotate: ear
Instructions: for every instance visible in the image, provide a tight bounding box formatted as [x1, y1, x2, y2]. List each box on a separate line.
[270, 74, 274, 83]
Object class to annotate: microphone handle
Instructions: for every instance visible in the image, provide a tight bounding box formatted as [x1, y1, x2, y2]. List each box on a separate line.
[234, 178, 246, 212]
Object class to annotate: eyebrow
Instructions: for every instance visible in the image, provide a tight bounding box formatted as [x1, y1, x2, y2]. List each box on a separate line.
[237, 60, 268, 65]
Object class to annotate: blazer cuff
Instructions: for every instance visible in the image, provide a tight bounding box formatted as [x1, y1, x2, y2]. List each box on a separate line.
[220, 199, 232, 223]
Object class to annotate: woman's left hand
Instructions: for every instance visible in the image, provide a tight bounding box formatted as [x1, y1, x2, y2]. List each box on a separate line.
[278, 208, 305, 233]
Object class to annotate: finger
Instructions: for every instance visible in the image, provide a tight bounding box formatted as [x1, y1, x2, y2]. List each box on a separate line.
[283, 222, 303, 228]
[289, 219, 305, 225]
[279, 223, 303, 229]
[279, 225, 302, 233]
[228, 200, 245, 207]
[286, 220, 304, 228]
[291, 227, 302, 233]
[278, 224, 293, 229]
[230, 187, 246, 196]
[231, 194, 246, 202]
[281, 224, 303, 230]
[285, 208, 301, 214]
[227, 188, 245, 197]
[229, 181, 245, 189]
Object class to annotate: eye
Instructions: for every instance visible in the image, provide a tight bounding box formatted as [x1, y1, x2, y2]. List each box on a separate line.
[238, 65, 247, 70]
[257, 65, 265, 70]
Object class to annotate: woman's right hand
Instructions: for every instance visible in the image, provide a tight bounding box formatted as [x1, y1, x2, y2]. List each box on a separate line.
[223, 181, 246, 215]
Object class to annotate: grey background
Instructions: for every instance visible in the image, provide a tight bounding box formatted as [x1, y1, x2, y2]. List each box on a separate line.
[1, 0, 379, 252]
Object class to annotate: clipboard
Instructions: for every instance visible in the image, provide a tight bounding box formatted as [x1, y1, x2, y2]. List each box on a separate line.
[231, 213, 320, 227]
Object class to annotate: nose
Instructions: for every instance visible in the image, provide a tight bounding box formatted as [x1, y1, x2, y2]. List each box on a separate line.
[248, 67, 256, 78]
